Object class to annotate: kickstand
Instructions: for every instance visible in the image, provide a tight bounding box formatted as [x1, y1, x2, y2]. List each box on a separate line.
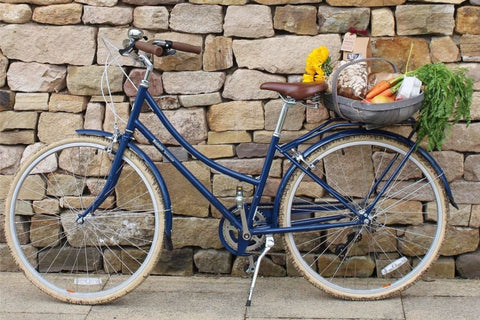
[246, 234, 274, 307]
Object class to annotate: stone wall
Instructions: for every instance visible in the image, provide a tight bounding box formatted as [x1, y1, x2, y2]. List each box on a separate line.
[0, 0, 479, 279]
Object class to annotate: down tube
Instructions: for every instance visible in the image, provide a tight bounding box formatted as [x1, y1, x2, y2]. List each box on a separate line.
[135, 93, 250, 229]
[134, 121, 241, 228]
[145, 92, 258, 185]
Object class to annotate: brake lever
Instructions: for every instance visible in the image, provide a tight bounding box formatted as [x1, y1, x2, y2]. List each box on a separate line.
[163, 49, 176, 56]
[119, 39, 135, 56]
[152, 40, 176, 56]
[119, 34, 148, 56]
[118, 39, 142, 66]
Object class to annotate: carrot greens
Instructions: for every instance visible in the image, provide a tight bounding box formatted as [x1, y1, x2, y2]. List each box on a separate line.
[407, 63, 473, 151]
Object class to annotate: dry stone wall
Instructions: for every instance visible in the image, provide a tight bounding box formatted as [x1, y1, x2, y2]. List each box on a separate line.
[0, 0, 480, 279]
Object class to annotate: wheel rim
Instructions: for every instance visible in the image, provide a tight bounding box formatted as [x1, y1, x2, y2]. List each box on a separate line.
[282, 137, 446, 298]
[7, 138, 163, 303]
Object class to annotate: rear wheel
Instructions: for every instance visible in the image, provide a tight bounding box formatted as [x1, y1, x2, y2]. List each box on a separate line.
[280, 134, 447, 300]
[5, 135, 164, 304]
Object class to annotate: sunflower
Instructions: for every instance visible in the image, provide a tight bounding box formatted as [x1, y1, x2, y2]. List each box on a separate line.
[302, 72, 324, 83]
[302, 46, 332, 83]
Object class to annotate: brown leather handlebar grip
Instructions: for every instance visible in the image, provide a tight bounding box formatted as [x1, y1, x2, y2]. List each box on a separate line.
[170, 42, 202, 54]
[134, 42, 164, 57]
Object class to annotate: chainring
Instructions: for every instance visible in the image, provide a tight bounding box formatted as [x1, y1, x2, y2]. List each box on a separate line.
[219, 208, 266, 255]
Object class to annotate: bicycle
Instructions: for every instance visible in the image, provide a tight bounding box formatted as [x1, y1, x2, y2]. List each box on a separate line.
[4, 28, 454, 305]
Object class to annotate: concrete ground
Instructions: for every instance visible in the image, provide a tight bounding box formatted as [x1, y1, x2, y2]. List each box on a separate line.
[0, 272, 479, 319]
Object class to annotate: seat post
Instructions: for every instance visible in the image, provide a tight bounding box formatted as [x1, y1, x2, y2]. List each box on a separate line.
[273, 94, 296, 137]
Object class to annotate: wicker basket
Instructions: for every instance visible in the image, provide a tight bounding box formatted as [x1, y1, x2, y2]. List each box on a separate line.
[323, 58, 424, 127]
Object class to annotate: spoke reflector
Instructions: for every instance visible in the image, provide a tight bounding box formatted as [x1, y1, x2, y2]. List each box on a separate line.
[381, 257, 408, 276]
[74, 278, 103, 286]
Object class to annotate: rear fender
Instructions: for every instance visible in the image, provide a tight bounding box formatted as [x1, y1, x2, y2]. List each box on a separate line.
[273, 129, 457, 226]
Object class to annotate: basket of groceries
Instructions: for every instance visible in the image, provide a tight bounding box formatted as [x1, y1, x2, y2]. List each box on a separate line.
[302, 46, 472, 150]
[323, 58, 424, 127]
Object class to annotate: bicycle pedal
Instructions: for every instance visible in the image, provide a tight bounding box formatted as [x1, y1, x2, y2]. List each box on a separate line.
[243, 264, 255, 274]
[244, 256, 255, 274]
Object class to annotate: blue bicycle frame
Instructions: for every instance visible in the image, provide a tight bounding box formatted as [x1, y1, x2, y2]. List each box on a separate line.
[77, 71, 456, 255]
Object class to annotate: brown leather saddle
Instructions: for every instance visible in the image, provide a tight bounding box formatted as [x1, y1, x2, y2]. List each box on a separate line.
[260, 82, 327, 100]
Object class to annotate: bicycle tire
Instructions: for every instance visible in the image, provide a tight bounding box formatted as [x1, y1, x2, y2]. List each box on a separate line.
[279, 134, 447, 300]
[4, 135, 165, 304]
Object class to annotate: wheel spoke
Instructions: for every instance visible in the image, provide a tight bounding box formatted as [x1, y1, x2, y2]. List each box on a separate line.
[280, 134, 446, 300]
[5, 136, 164, 304]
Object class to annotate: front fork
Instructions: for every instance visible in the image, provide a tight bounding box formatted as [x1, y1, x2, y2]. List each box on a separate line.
[76, 57, 153, 224]
[75, 132, 131, 223]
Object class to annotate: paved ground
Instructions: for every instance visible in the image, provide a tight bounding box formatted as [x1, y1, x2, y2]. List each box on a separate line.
[0, 272, 479, 319]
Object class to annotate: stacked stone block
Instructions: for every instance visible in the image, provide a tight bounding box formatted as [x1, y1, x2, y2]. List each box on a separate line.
[0, 0, 479, 279]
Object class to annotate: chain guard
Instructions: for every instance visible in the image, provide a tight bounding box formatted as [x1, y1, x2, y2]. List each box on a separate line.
[219, 208, 267, 256]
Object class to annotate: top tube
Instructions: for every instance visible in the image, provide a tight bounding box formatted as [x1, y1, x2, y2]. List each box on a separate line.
[140, 88, 259, 186]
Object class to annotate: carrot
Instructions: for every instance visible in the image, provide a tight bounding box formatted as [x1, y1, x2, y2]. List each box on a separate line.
[378, 87, 395, 97]
[366, 80, 390, 100]
[366, 75, 404, 100]
[378, 80, 403, 97]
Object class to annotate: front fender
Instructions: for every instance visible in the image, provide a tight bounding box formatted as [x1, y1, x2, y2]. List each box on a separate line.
[274, 129, 456, 225]
[76, 129, 173, 242]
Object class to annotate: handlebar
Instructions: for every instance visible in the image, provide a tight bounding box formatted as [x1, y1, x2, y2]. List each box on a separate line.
[119, 28, 202, 59]
[168, 41, 202, 55]
[134, 40, 202, 57]
[134, 42, 164, 57]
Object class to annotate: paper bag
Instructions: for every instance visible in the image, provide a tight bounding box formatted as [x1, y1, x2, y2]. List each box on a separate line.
[341, 33, 372, 61]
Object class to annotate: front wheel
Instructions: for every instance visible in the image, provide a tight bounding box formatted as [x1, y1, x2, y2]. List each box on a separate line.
[279, 134, 447, 300]
[4, 135, 165, 304]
